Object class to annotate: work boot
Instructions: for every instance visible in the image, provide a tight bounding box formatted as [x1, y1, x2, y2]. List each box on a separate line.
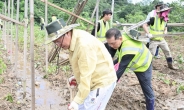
[146, 99, 154, 110]
[166, 57, 178, 70]
[168, 62, 178, 70]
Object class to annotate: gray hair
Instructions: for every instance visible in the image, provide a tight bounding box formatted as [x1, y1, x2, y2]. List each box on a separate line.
[105, 28, 122, 40]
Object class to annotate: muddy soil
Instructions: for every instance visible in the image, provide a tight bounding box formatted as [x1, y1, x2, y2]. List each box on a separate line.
[0, 36, 184, 110]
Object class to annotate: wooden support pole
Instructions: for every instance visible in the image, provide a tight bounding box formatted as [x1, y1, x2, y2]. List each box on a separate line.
[23, 0, 28, 103]
[110, 0, 114, 28]
[7, 0, 10, 57]
[3, 1, 7, 49]
[94, 0, 99, 37]
[10, 0, 14, 63]
[14, 0, 20, 81]
[45, 0, 48, 78]
[86, 0, 100, 32]
[40, 0, 94, 26]
[30, 0, 35, 109]
[115, 22, 184, 27]
[0, 14, 24, 26]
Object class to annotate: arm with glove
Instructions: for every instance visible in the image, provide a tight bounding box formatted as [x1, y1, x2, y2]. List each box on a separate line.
[115, 54, 135, 81]
[68, 46, 97, 110]
[143, 17, 155, 39]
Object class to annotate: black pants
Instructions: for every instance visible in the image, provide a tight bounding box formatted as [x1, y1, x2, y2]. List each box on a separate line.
[40, 23, 44, 30]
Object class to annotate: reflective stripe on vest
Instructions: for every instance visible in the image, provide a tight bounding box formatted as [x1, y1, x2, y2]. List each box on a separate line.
[97, 20, 109, 41]
[117, 34, 152, 72]
[150, 16, 166, 41]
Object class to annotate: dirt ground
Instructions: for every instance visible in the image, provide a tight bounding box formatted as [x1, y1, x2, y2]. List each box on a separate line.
[0, 36, 184, 110]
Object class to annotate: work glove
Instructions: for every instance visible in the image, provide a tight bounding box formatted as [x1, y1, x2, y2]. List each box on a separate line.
[68, 76, 77, 88]
[146, 33, 153, 38]
[114, 63, 120, 71]
[68, 101, 79, 110]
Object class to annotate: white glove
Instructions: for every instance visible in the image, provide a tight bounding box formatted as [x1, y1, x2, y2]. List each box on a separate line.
[164, 31, 167, 34]
[68, 76, 77, 88]
[146, 33, 153, 38]
[68, 101, 78, 110]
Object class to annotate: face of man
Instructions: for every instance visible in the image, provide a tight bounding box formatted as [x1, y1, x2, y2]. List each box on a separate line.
[106, 36, 122, 49]
[156, 5, 162, 11]
[104, 14, 112, 21]
[53, 31, 71, 50]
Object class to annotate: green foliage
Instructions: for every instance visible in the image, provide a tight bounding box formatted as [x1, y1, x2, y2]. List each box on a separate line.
[0, 56, 7, 75]
[46, 63, 57, 74]
[0, 77, 4, 84]
[156, 72, 170, 85]
[172, 80, 177, 86]
[0, 44, 7, 75]
[43, 63, 58, 79]
[162, 78, 170, 85]
[62, 65, 70, 74]
[0, 0, 184, 32]
[177, 54, 184, 64]
[4, 94, 13, 103]
[156, 72, 184, 94]
[34, 26, 45, 45]
[177, 84, 184, 94]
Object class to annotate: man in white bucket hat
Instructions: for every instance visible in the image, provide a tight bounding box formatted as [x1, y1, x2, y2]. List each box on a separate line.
[45, 18, 117, 110]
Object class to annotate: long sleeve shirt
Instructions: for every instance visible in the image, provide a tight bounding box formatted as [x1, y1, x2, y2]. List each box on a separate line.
[112, 46, 135, 80]
[115, 54, 135, 80]
[147, 17, 167, 27]
[69, 29, 117, 104]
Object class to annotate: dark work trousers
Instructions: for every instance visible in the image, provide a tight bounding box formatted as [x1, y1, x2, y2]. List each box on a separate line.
[40, 23, 44, 30]
[146, 43, 159, 56]
[135, 64, 155, 100]
[154, 46, 159, 56]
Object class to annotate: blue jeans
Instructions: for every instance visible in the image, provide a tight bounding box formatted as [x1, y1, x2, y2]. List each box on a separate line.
[134, 64, 155, 100]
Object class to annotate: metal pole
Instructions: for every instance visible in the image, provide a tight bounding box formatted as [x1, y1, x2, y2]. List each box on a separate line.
[95, 0, 99, 37]
[45, 0, 48, 76]
[7, 0, 11, 58]
[4, 1, 7, 49]
[110, 0, 114, 28]
[86, 0, 100, 32]
[29, 0, 35, 109]
[23, 0, 28, 103]
[10, 0, 14, 63]
[14, 0, 20, 76]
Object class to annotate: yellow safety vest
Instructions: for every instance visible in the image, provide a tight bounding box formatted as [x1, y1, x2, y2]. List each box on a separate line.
[117, 33, 152, 72]
[52, 16, 57, 22]
[97, 19, 110, 42]
[150, 16, 166, 41]
[40, 18, 44, 24]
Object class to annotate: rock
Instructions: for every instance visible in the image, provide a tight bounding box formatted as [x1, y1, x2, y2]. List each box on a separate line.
[35, 81, 40, 86]
[162, 107, 169, 110]
[8, 72, 16, 78]
[18, 82, 22, 86]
